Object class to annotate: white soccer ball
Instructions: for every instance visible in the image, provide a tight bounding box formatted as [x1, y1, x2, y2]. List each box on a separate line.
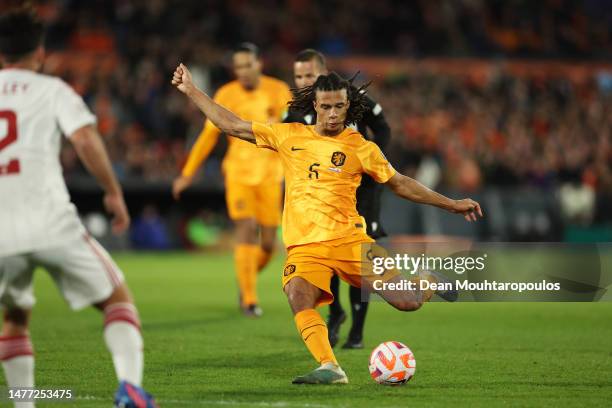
[369, 341, 416, 385]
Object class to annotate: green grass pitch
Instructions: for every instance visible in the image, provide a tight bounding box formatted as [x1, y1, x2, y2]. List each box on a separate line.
[6, 252, 612, 407]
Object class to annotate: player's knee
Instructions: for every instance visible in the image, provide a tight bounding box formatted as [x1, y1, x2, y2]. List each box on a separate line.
[260, 241, 275, 254]
[392, 299, 423, 312]
[285, 288, 309, 311]
[3, 308, 30, 334]
[95, 284, 134, 311]
[102, 301, 141, 331]
[284, 278, 318, 313]
[260, 226, 277, 253]
[235, 219, 258, 242]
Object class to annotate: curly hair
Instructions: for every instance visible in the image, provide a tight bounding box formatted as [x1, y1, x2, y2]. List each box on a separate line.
[288, 71, 371, 126]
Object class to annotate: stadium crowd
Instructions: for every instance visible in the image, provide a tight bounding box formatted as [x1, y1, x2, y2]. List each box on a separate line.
[381, 69, 611, 192]
[38, 0, 612, 59]
[2, 0, 609, 193]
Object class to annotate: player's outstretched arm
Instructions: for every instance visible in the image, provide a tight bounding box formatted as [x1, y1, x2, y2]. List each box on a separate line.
[385, 173, 483, 222]
[70, 125, 130, 233]
[171, 63, 255, 143]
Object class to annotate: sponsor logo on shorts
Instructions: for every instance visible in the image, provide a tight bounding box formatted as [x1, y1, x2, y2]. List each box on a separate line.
[331, 151, 346, 167]
[366, 247, 384, 267]
[366, 249, 374, 261]
[284, 264, 296, 276]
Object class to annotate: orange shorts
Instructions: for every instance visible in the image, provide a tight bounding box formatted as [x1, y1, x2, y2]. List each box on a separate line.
[225, 180, 282, 226]
[282, 235, 395, 308]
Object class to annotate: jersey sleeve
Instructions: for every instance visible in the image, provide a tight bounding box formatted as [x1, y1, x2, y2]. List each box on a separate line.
[181, 120, 222, 177]
[357, 141, 396, 183]
[54, 79, 96, 138]
[252, 122, 290, 151]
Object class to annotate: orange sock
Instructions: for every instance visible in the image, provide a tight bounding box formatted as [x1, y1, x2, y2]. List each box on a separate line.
[294, 309, 337, 365]
[256, 248, 273, 273]
[235, 244, 259, 306]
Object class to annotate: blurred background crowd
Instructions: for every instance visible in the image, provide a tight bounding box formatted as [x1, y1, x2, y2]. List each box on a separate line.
[2, 0, 610, 244]
[37, 0, 612, 59]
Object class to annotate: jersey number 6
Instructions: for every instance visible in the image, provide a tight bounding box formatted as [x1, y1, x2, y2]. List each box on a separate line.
[0, 110, 20, 176]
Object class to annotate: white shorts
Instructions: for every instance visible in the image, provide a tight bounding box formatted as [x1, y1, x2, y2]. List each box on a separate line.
[0, 233, 124, 311]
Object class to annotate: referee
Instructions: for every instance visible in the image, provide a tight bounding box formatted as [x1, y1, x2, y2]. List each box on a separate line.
[284, 49, 391, 349]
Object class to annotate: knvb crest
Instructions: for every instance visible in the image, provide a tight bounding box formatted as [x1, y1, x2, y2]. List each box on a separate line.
[331, 151, 346, 167]
[284, 264, 296, 276]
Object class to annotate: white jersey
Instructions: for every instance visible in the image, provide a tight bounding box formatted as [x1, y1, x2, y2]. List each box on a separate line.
[0, 68, 96, 257]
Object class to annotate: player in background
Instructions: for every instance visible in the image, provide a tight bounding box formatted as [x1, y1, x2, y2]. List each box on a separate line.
[172, 63, 483, 384]
[285, 49, 391, 349]
[0, 9, 156, 407]
[172, 43, 292, 317]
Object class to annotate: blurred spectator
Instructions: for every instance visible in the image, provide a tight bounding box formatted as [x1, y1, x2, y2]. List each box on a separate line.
[380, 70, 612, 193]
[130, 205, 171, 249]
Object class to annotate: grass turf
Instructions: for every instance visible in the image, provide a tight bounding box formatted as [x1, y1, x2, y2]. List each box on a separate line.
[5, 251, 612, 407]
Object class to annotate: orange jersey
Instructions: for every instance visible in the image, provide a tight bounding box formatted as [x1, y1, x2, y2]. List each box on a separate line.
[252, 122, 396, 248]
[182, 75, 292, 184]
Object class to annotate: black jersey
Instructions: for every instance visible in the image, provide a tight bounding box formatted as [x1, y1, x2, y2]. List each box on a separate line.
[283, 92, 391, 238]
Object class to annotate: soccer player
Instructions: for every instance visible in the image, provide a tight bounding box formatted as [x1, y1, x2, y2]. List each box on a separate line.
[172, 63, 482, 384]
[0, 8, 156, 407]
[172, 43, 292, 317]
[285, 49, 391, 349]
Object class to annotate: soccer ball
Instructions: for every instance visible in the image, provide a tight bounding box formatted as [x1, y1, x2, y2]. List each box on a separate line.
[369, 341, 416, 385]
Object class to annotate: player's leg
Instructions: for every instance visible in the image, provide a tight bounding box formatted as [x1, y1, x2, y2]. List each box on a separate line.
[282, 254, 348, 384]
[234, 218, 260, 315]
[366, 266, 459, 311]
[1, 308, 35, 408]
[92, 283, 157, 407]
[285, 276, 337, 365]
[93, 284, 143, 387]
[284, 277, 347, 384]
[362, 241, 457, 310]
[254, 181, 282, 273]
[347, 180, 385, 350]
[0, 256, 36, 408]
[258, 226, 276, 272]
[35, 235, 156, 406]
[339, 241, 451, 312]
[342, 285, 369, 349]
[226, 181, 261, 316]
[326, 275, 346, 348]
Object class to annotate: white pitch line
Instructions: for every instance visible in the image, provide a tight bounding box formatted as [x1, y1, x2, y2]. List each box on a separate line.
[76, 395, 338, 407]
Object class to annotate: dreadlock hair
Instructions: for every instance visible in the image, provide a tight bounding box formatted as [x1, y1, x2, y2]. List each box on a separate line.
[288, 71, 371, 126]
[0, 6, 44, 63]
